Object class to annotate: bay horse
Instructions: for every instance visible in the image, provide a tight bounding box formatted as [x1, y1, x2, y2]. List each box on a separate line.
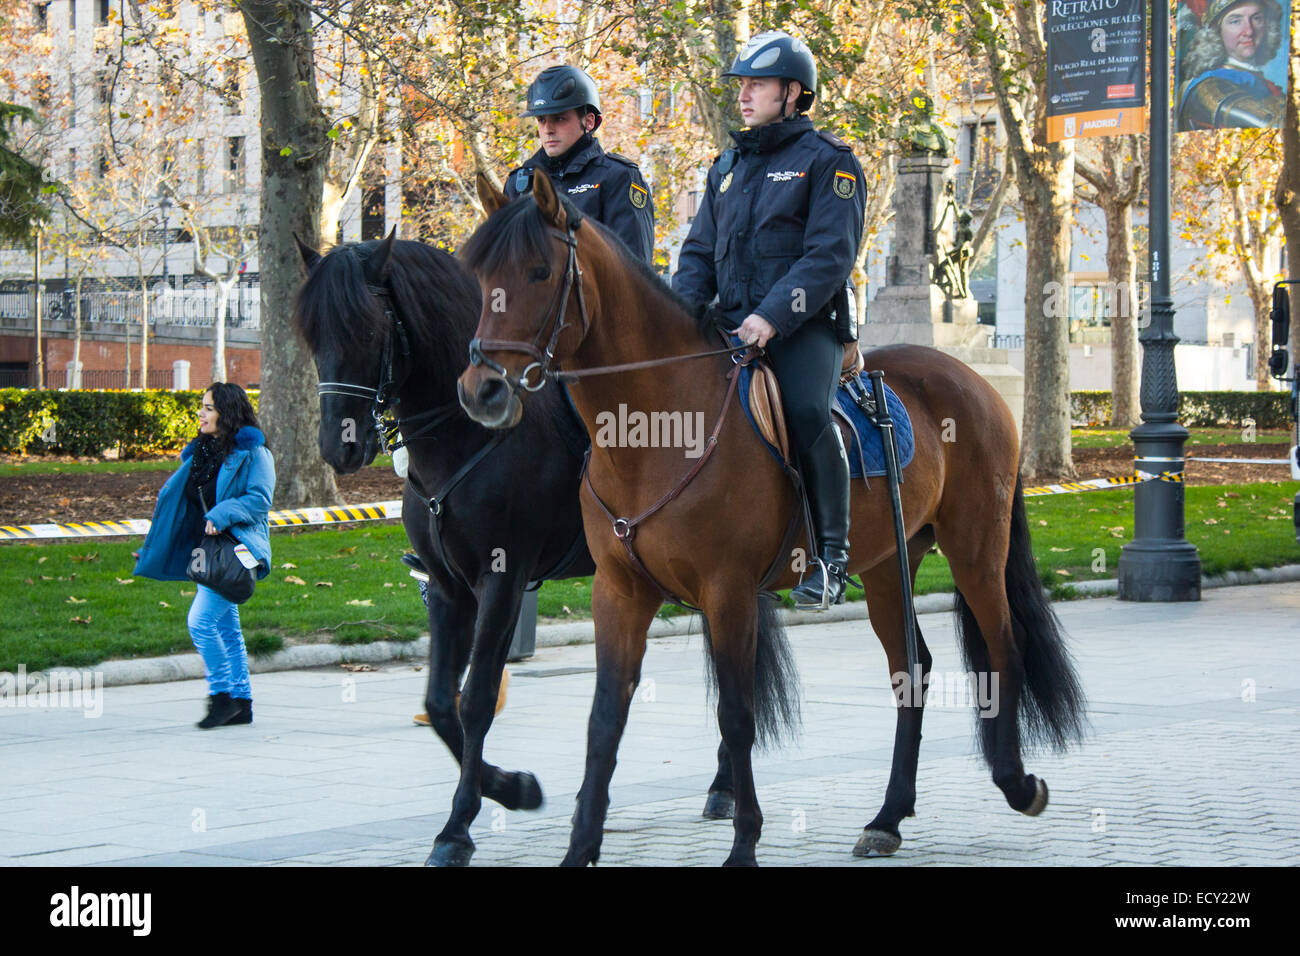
[293, 233, 598, 866]
[458, 172, 1087, 867]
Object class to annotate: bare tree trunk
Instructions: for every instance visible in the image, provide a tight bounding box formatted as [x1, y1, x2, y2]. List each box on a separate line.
[1102, 195, 1140, 426]
[686, 0, 747, 153]
[243, 0, 340, 508]
[213, 276, 234, 384]
[1020, 157, 1076, 478]
[1277, 49, 1300, 370]
[73, 274, 83, 384]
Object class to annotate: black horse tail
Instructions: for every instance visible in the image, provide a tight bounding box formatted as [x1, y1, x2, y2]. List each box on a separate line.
[701, 592, 802, 748]
[955, 475, 1087, 765]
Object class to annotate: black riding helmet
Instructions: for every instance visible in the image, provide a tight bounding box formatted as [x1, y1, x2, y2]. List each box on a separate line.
[723, 31, 818, 115]
[522, 65, 603, 131]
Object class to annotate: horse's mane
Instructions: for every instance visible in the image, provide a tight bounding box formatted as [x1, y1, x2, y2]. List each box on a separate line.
[294, 239, 481, 392]
[460, 193, 707, 340]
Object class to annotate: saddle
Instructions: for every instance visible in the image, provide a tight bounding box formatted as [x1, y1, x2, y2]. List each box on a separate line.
[746, 343, 864, 465]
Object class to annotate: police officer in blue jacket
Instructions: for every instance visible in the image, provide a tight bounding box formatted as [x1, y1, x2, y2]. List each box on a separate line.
[505, 65, 656, 264]
[674, 31, 866, 609]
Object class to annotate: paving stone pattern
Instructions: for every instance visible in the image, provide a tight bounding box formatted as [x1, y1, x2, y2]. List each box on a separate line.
[1, 583, 1297, 867]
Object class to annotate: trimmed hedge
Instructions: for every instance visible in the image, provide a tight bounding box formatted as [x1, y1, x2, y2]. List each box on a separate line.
[1071, 390, 1295, 429]
[0, 389, 260, 457]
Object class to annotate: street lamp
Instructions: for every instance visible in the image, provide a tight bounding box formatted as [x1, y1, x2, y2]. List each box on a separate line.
[158, 191, 172, 322]
[1117, 0, 1201, 601]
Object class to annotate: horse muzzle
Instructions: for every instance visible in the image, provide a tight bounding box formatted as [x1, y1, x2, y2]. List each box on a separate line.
[458, 367, 524, 430]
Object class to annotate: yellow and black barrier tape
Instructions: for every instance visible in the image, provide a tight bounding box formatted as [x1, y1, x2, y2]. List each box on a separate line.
[0, 499, 405, 542]
[1022, 470, 1183, 498]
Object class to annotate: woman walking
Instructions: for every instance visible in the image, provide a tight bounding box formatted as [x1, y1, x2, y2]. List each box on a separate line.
[134, 383, 275, 728]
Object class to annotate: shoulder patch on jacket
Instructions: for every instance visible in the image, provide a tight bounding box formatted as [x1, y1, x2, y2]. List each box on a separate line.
[818, 131, 852, 151]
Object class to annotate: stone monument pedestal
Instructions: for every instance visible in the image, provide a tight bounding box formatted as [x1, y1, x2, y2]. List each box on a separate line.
[860, 153, 1024, 435]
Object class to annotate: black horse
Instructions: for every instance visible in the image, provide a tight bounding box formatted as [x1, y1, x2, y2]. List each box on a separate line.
[293, 232, 596, 866]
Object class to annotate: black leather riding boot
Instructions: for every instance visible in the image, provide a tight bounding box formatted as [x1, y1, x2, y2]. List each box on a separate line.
[791, 424, 851, 610]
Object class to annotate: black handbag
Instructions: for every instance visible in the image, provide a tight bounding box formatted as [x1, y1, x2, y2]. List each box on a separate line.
[187, 489, 258, 604]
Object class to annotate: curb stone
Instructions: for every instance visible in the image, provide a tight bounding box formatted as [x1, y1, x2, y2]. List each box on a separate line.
[33, 563, 1300, 692]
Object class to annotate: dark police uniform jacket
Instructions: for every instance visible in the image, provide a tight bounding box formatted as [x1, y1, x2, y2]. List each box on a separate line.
[505, 134, 656, 264]
[673, 115, 865, 340]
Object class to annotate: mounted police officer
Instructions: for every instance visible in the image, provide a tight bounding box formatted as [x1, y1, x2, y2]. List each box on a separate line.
[505, 65, 656, 264]
[673, 31, 866, 609]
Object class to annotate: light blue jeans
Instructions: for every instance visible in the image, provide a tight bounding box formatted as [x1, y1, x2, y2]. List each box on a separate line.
[188, 585, 252, 699]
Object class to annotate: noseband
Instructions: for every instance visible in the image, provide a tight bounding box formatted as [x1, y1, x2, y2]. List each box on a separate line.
[316, 281, 459, 452]
[467, 222, 589, 395]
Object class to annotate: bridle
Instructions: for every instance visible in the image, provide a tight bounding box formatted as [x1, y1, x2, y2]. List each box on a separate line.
[466, 223, 590, 396]
[316, 280, 461, 455]
[465, 219, 751, 395]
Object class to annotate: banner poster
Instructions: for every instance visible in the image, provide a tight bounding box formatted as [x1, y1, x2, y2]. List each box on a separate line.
[1175, 0, 1290, 131]
[1046, 0, 1148, 142]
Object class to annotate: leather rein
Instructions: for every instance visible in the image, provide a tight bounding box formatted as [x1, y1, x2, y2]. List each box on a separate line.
[464, 218, 766, 610]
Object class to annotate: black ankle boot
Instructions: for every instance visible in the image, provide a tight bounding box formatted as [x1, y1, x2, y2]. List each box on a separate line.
[228, 697, 253, 725]
[790, 424, 852, 610]
[197, 692, 239, 729]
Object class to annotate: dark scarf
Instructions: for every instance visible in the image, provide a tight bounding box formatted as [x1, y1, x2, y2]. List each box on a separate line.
[543, 132, 596, 173]
[731, 115, 812, 155]
[187, 433, 227, 501]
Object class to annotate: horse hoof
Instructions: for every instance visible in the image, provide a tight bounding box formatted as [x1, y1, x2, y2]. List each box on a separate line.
[507, 772, 544, 812]
[426, 837, 475, 867]
[1020, 776, 1049, 817]
[702, 790, 735, 820]
[853, 828, 902, 857]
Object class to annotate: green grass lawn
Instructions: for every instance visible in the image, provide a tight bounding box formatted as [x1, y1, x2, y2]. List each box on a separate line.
[3, 481, 1296, 672]
[1071, 427, 1293, 449]
[0, 453, 398, 478]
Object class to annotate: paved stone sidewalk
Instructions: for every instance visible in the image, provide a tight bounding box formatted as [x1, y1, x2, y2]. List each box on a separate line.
[1, 583, 1297, 867]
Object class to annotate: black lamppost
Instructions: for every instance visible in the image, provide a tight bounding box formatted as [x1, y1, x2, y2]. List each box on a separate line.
[158, 191, 172, 322]
[1117, 0, 1201, 601]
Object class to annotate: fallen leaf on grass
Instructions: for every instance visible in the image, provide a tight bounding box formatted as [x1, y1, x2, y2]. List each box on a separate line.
[65, 595, 86, 604]
[1055, 569, 1072, 577]
[1049, 547, 1073, 553]
[69, 552, 99, 563]
[24, 578, 33, 585]
[159, 601, 170, 608]
[1038, 520, 1047, 526]
[337, 546, 358, 555]
[280, 562, 298, 569]
[1203, 518, 1218, 525]
[383, 582, 393, 587]
[346, 598, 374, 607]
[37, 556, 47, 564]
[284, 575, 307, 586]
[115, 577, 134, 585]
[315, 581, 333, 588]
[69, 615, 91, 625]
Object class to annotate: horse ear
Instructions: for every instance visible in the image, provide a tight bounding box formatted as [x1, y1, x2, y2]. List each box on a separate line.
[295, 233, 322, 272]
[532, 170, 567, 228]
[476, 172, 509, 218]
[365, 227, 398, 285]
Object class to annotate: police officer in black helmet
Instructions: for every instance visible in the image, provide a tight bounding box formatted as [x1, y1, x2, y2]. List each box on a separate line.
[505, 65, 656, 264]
[674, 31, 867, 609]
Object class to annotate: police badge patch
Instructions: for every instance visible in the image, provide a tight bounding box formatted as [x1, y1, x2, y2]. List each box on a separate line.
[720, 171, 733, 194]
[629, 182, 648, 208]
[833, 170, 856, 199]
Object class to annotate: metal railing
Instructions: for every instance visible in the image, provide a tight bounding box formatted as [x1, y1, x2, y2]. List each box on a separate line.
[0, 285, 261, 330]
[0, 368, 174, 389]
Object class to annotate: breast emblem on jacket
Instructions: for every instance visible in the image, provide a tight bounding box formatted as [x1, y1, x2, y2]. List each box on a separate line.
[766, 170, 806, 182]
[568, 183, 599, 194]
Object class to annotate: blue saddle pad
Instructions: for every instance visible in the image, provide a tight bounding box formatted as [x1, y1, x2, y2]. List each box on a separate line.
[737, 364, 914, 479]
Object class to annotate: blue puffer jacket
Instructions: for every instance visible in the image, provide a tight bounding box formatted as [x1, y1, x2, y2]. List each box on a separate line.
[134, 426, 276, 582]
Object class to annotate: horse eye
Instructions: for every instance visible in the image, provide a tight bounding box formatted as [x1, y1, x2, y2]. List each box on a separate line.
[529, 265, 552, 283]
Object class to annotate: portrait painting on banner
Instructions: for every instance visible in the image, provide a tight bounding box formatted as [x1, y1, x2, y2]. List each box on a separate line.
[1175, 0, 1290, 131]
